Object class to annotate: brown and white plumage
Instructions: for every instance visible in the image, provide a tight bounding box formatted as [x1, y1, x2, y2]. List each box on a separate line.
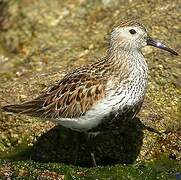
[3, 61, 108, 119]
[3, 20, 178, 131]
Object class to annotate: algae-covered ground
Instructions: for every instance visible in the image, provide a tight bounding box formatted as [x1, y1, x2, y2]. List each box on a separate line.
[0, 0, 180, 179]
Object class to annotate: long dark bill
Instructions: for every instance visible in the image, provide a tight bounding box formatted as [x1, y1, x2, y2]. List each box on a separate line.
[147, 37, 178, 56]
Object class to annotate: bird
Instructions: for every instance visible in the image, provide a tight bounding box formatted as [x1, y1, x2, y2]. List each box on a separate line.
[2, 20, 178, 166]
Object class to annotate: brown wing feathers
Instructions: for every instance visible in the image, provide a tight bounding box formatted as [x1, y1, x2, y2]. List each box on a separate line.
[2, 71, 106, 119]
[41, 77, 106, 119]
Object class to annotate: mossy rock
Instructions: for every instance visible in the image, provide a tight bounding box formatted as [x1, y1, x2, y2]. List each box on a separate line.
[0, 0, 180, 179]
[8, 117, 143, 167]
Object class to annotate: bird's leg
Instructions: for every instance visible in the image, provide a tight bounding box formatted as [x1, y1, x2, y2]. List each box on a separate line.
[90, 152, 97, 167]
[140, 123, 161, 135]
[109, 112, 119, 124]
[73, 131, 80, 165]
[85, 131, 100, 167]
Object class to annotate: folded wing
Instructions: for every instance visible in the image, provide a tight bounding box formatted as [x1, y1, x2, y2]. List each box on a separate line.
[3, 69, 107, 119]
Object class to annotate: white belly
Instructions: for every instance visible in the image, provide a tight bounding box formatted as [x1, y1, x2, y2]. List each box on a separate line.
[55, 78, 147, 131]
[55, 58, 148, 131]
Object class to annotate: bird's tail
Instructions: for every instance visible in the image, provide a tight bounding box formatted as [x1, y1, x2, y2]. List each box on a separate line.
[2, 100, 44, 117]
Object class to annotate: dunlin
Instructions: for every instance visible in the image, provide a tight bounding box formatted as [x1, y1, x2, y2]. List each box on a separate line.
[2, 20, 178, 166]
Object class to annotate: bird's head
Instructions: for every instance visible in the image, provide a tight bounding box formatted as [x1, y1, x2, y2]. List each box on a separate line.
[110, 20, 178, 55]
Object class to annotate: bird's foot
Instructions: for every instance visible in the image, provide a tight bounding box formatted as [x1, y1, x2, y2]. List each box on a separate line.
[87, 131, 101, 139]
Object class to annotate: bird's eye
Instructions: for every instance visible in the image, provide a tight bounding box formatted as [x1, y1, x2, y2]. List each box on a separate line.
[129, 29, 136, 34]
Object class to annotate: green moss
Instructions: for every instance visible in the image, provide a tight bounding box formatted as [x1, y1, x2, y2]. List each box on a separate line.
[0, 157, 180, 179]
